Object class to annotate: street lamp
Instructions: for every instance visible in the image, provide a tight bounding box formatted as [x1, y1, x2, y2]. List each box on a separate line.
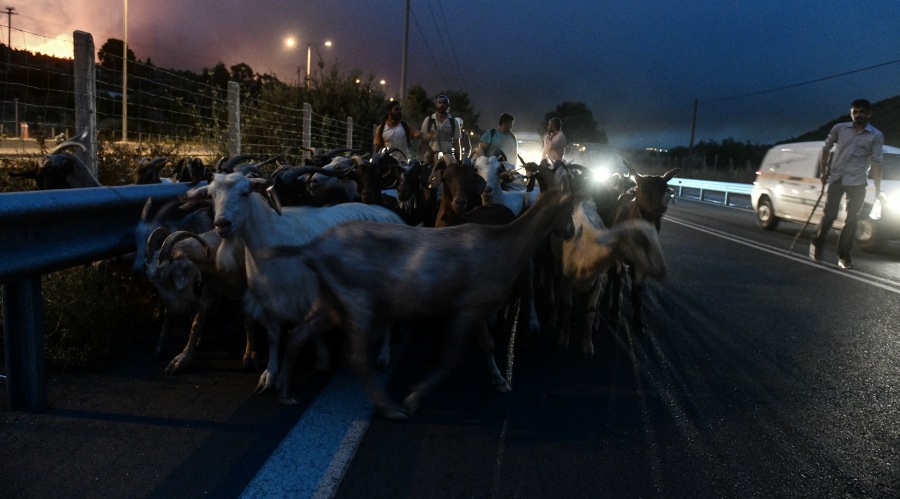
[285, 37, 332, 87]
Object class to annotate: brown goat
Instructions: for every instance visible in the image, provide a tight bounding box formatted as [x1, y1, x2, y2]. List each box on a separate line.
[603, 163, 679, 330]
[430, 156, 485, 227]
[268, 187, 578, 420]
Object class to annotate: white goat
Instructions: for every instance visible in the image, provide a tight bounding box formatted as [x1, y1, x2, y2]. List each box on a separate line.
[475, 155, 536, 216]
[182, 173, 405, 396]
[556, 199, 667, 357]
[266, 187, 579, 420]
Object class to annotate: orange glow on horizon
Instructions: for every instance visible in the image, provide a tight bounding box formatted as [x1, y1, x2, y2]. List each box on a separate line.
[11, 32, 75, 59]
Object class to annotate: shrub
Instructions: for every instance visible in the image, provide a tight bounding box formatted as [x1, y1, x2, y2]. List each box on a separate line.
[0, 258, 158, 373]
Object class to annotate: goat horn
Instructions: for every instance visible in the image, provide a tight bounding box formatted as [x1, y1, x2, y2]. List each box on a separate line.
[383, 147, 407, 161]
[149, 157, 169, 170]
[159, 230, 210, 262]
[49, 140, 87, 155]
[146, 226, 171, 264]
[323, 147, 356, 158]
[219, 154, 257, 173]
[253, 154, 285, 169]
[291, 165, 352, 179]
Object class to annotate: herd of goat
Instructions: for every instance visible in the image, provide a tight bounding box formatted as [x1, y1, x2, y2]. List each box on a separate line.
[10, 139, 679, 420]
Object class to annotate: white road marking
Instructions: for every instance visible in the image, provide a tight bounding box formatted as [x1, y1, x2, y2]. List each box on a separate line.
[241, 368, 385, 499]
[667, 216, 900, 294]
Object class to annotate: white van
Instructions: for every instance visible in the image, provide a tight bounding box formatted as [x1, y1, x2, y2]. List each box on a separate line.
[751, 141, 900, 251]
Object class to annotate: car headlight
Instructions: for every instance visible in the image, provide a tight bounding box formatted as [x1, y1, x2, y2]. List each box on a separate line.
[886, 192, 900, 212]
[591, 167, 610, 183]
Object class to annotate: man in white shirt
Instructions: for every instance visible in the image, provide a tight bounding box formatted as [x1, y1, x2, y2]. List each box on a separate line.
[810, 99, 884, 269]
[421, 95, 462, 162]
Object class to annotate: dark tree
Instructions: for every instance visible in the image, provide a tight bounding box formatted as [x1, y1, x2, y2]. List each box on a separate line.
[543, 101, 607, 144]
[98, 39, 136, 72]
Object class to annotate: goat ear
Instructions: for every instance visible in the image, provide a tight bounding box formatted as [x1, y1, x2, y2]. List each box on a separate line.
[172, 259, 197, 291]
[182, 185, 210, 201]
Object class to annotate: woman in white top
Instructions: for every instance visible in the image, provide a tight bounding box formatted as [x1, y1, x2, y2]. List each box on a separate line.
[374, 101, 422, 161]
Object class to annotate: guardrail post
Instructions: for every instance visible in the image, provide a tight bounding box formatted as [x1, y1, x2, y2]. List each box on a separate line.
[2, 276, 47, 411]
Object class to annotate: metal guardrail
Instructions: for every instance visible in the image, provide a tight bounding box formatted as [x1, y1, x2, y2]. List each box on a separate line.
[0, 183, 197, 411]
[669, 178, 754, 209]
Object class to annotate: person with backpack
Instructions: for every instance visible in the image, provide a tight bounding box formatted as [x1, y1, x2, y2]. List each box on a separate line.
[421, 95, 462, 162]
[374, 101, 422, 162]
[479, 113, 518, 166]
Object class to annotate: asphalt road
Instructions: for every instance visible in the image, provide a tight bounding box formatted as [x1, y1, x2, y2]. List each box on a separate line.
[2, 198, 899, 498]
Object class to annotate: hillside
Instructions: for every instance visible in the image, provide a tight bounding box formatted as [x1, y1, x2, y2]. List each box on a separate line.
[784, 95, 900, 146]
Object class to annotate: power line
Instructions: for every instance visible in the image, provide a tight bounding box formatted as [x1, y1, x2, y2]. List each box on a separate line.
[704, 57, 900, 104]
[434, 0, 466, 89]
[423, 0, 462, 89]
[409, 6, 452, 86]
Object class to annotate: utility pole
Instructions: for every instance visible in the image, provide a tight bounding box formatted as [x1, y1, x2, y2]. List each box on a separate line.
[399, 0, 409, 106]
[687, 98, 698, 166]
[4, 6, 16, 69]
[122, 0, 128, 142]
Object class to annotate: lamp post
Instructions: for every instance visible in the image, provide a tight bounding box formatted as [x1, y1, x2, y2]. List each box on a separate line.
[286, 37, 332, 88]
[122, 0, 128, 142]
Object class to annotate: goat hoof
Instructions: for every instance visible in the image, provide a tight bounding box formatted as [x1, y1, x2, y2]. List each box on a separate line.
[379, 406, 410, 421]
[278, 392, 299, 405]
[164, 356, 189, 374]
[255, 371, 274, 394]
[493, 378, 512, 393]
[243, 353, 261, 372]
[402, 393, 421, 415]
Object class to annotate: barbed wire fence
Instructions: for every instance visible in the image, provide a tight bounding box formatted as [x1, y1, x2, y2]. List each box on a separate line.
[1, 27, 369, 162]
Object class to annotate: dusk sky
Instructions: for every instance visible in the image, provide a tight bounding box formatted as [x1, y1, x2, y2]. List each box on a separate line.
[13, 1, 900, 149]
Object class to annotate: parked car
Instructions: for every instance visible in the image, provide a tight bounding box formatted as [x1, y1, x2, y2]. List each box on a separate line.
[752, 141, 900, 251]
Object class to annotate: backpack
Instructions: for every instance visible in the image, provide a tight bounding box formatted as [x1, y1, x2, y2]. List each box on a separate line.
[426, 115, 457, 147]
[485, 128, 516, 161]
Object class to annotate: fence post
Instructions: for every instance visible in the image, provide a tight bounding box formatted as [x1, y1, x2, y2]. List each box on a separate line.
[346, 117, 353, 149]
[73, 30, 98, 177]
[2, 277, 47, 411]
[302, 103, 312, 160]
[227, 81, 241, 156]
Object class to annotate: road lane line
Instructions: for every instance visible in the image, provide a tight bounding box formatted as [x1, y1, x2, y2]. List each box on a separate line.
[241, 368, 383, 499]
[667, 216, 900, 294]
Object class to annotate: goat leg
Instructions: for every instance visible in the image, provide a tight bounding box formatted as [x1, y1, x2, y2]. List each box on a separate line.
[242, 316, 262, 372]
[256, 321, 284, 394]
[579, 278, 606, 358]
[344, 320, 408, 420]
[629, 269, 645, 332]
[375, 322, 393, 371]
[165, 289, 216, 373]
[605, 264, 624, 327]
[276, 321, 319, 404]
[556, 276, 575, 351]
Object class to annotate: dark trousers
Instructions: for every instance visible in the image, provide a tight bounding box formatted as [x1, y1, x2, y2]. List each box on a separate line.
[813, 179, 867, 259]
